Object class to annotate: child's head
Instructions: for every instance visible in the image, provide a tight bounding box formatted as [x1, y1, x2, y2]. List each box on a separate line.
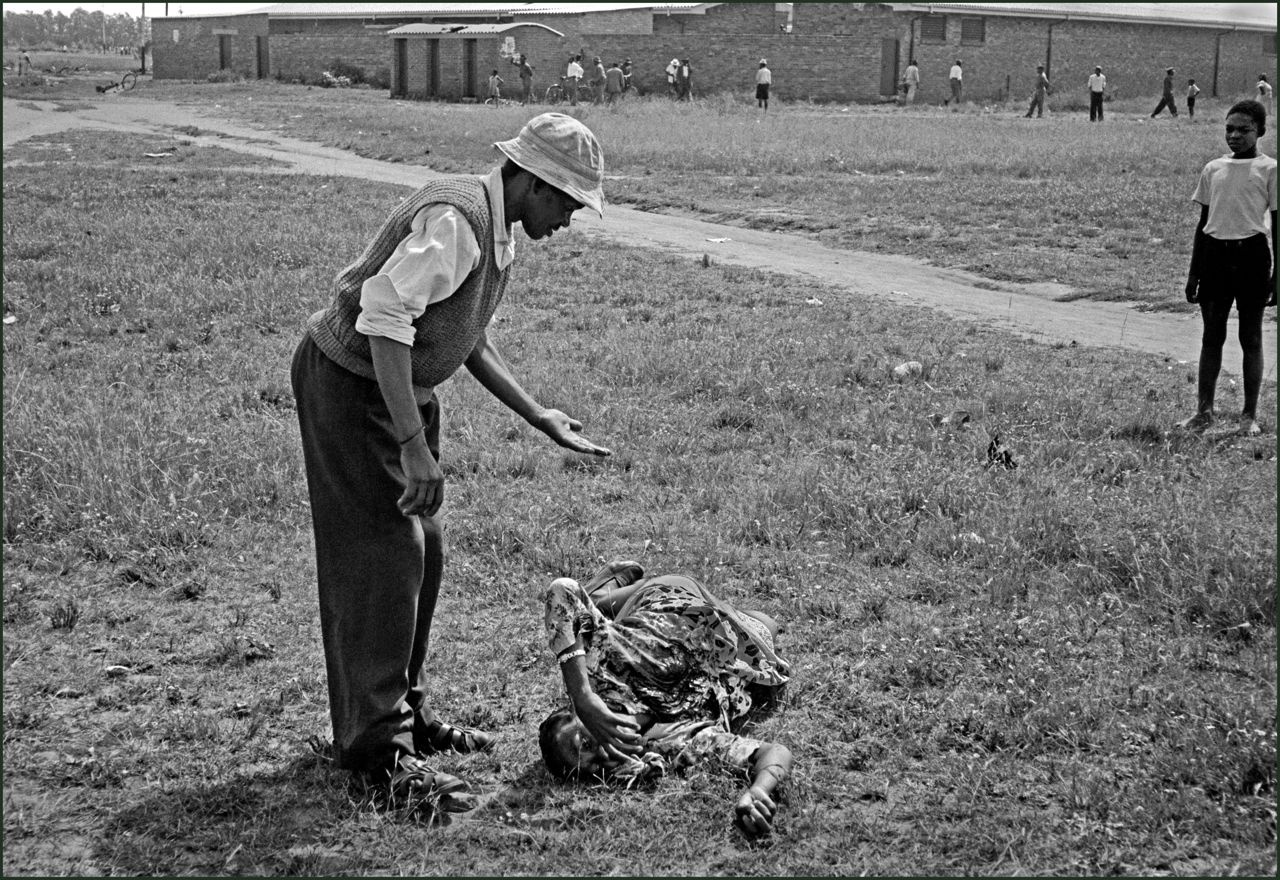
[1225, 99, 1266, 157]
[1261, 74, 1270, 83]
[1095, 66, 1102, 73]
[491, 69, 498, 75]
[1188, 78, 1196, 85]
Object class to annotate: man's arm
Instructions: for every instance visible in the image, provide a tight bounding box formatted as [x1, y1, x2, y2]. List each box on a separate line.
[369, 336, 444, 517]
[464, 331, 610, 455]
[1186, 203, 1209, 303]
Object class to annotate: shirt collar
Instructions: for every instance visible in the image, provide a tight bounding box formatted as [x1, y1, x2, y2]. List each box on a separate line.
[483, 166, 516, 270]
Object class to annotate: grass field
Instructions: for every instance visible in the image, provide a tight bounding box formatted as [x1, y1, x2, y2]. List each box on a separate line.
[2, 102, 1277, 874]
[98, 77, 1280, 314]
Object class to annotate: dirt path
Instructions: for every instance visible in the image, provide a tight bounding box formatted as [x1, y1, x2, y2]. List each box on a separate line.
[4, 95, 1271, 368]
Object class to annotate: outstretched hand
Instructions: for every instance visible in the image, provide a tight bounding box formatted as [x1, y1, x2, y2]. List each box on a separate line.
[734, 785, 777, 837]
[535, 408, 611, 456]
[572, 691, 642, 759]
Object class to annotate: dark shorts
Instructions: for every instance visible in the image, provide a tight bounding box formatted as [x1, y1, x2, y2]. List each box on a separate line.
[756, 83, 769, 100]
[1198, 233, 1271, 309]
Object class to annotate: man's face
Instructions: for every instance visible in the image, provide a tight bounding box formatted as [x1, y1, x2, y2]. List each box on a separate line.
[1225, 112, 1260, 157]
[522, 179, 584, 240]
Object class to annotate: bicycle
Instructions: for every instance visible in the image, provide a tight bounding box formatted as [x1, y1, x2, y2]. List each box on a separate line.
[483, 95, 521, 107]
[95, 70, 137, 93]
[544, 82, 564, 104]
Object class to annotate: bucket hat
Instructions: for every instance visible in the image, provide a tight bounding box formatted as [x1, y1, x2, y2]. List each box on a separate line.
[494, 112, 605, 216]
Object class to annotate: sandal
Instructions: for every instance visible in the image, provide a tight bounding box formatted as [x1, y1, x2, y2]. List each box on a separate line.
[416, 718, 495, 756]
[583, 559, 645, 599]
[388, 754, 475, 815]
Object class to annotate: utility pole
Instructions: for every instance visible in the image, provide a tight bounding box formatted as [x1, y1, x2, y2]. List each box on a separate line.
[139, 3, 147, 74]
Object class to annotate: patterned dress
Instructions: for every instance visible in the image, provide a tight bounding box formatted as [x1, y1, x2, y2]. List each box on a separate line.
[545, 573, 790, 772]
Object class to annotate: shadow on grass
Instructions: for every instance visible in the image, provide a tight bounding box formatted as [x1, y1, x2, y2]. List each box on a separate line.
[96, 752, 368, 875]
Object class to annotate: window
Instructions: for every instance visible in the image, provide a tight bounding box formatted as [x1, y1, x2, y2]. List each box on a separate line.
[920, 14, 946, 43]
[960, 17, 985, 44]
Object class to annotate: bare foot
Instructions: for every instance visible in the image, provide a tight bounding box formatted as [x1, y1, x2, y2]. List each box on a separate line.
[1177, 412, 1214, 431]
[1239, 415, 1262, 436]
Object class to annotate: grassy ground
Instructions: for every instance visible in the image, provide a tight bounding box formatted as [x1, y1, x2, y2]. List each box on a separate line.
[71, 77, 1280, 314]
[2, 127, 1275, 875]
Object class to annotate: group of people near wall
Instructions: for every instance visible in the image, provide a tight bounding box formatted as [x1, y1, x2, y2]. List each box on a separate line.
[900, 57, 1275, 125]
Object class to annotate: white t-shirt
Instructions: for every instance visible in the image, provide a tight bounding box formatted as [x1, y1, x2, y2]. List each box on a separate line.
[1191, 154, 1278, 240]
[567, 60, 583, 80]
[949, 64, 962, 80]
[756, 68, 771, 85]
[1258, 80, 1273, 99]
[1088, 73, 1105, 93]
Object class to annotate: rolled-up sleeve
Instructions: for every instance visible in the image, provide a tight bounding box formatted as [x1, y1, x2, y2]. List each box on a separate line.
[354, 204, 481, 345]
[544, 577, 609, 657]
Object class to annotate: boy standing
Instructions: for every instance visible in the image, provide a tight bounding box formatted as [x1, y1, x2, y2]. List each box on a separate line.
[902, 58, 919, 105]
[1087, 65, 1106, 122]
[291, 113, 610, 808]
[755, 59, 772, 113]
[1025, 64, 1050, 118]
[947, 59, 963, 106]
[1186, 79, 1201, 119]
[487, 69, 504, 104]
[1181, 100, 1277, 436]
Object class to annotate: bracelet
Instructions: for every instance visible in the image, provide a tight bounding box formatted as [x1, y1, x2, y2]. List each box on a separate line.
[398, 424, 426, 446]
[557, 647, 586, 664]
[758, 763, 787, 781]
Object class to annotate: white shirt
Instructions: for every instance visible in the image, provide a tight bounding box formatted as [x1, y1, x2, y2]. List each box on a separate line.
[1088, 73, 1105, 93]
[1259, 80, 1273, 98]
[355, 167, 514, 346]
[567, 60, 583, 80]
[1192, 154, 1278, 240]
[949, 64, 962, 80]
[756, 68, 771, 85]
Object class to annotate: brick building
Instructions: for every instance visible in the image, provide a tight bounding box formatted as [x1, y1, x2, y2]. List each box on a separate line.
[150, 2, 1275, 105]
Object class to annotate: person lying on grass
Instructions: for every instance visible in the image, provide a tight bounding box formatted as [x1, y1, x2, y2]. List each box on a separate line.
[538, 560, 793, 837]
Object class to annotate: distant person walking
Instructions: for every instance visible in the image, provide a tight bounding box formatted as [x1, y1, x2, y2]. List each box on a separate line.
[566, 55, 584, 106]
[1025, 64, 1050, 118]
[1087, 65, 1106, 121]
[1257, 74, 1274, 118]
[946, 59, 963, 106]
[605, 61, 625, 104]
[1186, 79, 1201, 119]
[511, 53, 534, 105]
[17, 49, 31, 75]
[1181, 99, 1276, 437]
[901, 58, 920, 105]
[1151, 67, 1178, 118]
[755, 59, 772, 113]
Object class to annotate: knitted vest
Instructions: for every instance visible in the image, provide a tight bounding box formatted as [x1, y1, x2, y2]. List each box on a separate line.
[306, 176, 510, 391]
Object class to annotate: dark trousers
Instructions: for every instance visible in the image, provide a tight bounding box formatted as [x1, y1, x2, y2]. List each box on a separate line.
[1187, 96, 1196, 118]
[567, 79, 579, 105]
[521, 79, 532, 104]
[1025, 93, 1045, 117]
[291, 334, 445, 773]
[1089, 91, 1104, 121]
[1194, 234, 1270, 417]
[1151, 95, 1178, 117]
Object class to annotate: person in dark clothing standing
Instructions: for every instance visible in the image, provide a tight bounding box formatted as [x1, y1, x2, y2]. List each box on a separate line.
[1151, 67, 1179, 118]
[291, 113, 609, 815]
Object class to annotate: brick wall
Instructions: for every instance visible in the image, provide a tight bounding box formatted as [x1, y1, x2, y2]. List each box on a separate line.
[652, 3, 780, 36]
[152, 5, 1275, 107]
[151, 14, 268, 81]
[271, 33, 388, 83]
[891, 10, 1274, 105]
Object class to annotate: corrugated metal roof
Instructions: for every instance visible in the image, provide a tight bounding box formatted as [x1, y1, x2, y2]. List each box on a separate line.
[385, 21, 563, 34]
[892, 3, 1275, 32]
[249, 3, 708, 18]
